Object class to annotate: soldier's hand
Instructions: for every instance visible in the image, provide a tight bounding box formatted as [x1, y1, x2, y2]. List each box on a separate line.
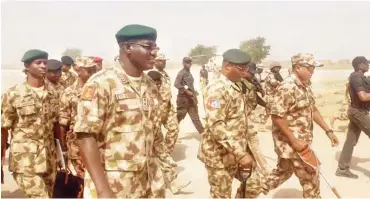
[239, 154, 255, 169]
[185, 90, 193, 96]
[291, 139, 308, 153]
[327, 131, 339, 147]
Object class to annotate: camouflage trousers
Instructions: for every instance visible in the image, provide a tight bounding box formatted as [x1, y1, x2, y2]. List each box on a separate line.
[235, 168, 264, 198]
[205, 165, 238, 198]
[83, 158, 165, 198]
[162, 104, 180, 154]
[262, 156, 321, 198]
[70, 159, 85, 179]
[13, 170, 57, 198]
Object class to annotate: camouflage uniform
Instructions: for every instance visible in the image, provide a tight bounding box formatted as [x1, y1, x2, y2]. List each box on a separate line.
[59, 81, 85, 178]
[330, 79, 350, 128]
[45, 78, 64, 98]
[1, 82, 58, 198]
[242, 79, 270, 173]
[262, 72, 280, 122]
[198, 74, 249, 198]
[60, 70, 77, 89]
[152, 65, 185, 194]
[74, 61, 171, 198]
[200, 68, 209, 92]
[153, 67, 180, 154]
[262, 71, 321, 198]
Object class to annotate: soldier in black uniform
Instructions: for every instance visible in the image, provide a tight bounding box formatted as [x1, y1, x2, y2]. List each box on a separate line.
[174, 57, 204, 134]
[336, 56, 370, 179]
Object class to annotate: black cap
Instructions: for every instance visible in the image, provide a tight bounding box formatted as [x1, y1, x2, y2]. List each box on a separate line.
[183, 56, 192, 63]
[352, 56, 369, 68]
[247, 62, 257, 74]
[47, 59, 62, 71]
[61, 56, 74, 65]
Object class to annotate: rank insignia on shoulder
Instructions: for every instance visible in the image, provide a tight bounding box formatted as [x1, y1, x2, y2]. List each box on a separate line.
[81, 86, 96, 101]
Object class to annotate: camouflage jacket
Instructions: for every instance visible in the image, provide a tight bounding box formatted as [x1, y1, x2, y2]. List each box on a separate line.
[59, 81, 82, 159]
[1, 82, 58, 174]
[74, 61, 169, 172]
[242, 79, 258, 116]
[265, 73, 280, 96]
[198, 74, 249, 168]
[60, 71, 77, 89]
[270, 74, 315, 159]
[45, 78, 64, 100]
[153, 68, 173, 119]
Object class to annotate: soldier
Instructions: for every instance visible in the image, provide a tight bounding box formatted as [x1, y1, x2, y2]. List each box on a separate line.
[59, 56, 97, 178]
[198, 49, 254, 198]
[147, 70, 191, 194]
[234, 62, 270, 198]
[329, 78, 350, 130]
[93, 57, 103, 71]
[262, 61, 283, 123]
[60, 55, 77, 89]
[152, 53, 181, 153]
[241, 63, 270, 175]
[199, 64, 209, 92]
[1, 49, 59, 198]
[336, 56, 370, 179]
[45, 59, 64, 96]
[74, 24, 173, 198]
[260, 53, 339, 198]
[174, 56, 204, 134]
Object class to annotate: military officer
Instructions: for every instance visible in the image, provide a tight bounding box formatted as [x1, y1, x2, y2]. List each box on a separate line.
[241, 62, 270, 175]
[262, 61, 283, 123]
[260, 53, 339, 198]
[74, 24, 173, 198]
[60, 55, 77, 89]
[147, 70, 191, 194]
[174, 56, 204, 134]
[59, 56, 97, 178]
[152, 53, 181, 153]
[1, 49, 59, 198]
[45, 59, 64, 96]
[198, 49, 254, 198]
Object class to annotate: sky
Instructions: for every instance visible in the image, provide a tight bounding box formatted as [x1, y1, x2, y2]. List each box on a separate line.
[1, 1, 370, 66]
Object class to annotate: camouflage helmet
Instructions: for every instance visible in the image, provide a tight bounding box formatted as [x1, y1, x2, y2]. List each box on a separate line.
[75, 56, 97, 68]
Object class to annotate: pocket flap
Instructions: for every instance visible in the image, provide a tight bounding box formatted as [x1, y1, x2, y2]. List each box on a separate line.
[11, 142, 38, 153]
[105, 159, 146, 171]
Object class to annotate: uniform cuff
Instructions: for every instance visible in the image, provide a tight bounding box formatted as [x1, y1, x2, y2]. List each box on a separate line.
[59, 117, 70, 126]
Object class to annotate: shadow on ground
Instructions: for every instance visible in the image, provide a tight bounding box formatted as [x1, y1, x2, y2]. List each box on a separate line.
[171, 144, 188, 162]
[272, 188, 302, 198]
[335, 151, 370, 178]
[178, 132, 201, 142]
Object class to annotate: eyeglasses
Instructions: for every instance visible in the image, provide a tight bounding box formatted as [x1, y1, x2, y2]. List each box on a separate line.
[234, 65, 248, 71]
[126, 42, 160, 51]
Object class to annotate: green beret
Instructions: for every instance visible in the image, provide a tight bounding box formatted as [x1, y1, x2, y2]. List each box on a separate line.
[115, 24, 157, 43]
[21, 49, 48, 63]
[47, 59, 62, 71]
[222, 49, 250, 65]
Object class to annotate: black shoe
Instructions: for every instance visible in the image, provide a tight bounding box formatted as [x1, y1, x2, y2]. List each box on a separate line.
[335, 168, 358, 179]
